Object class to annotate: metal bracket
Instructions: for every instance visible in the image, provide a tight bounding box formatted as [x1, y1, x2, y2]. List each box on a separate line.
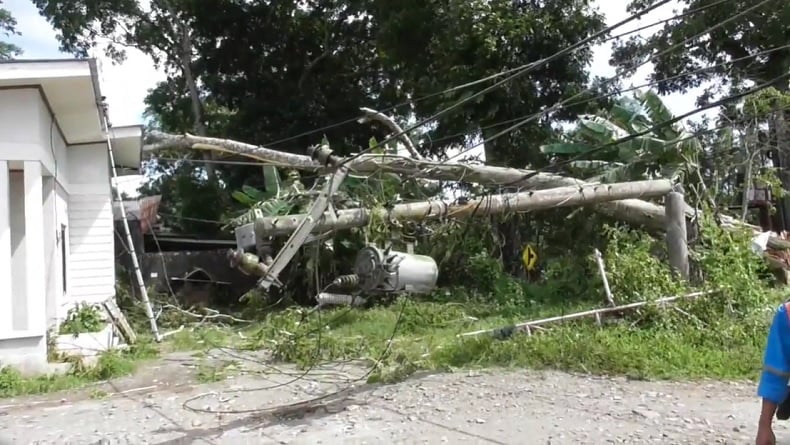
[257, 166, 349, 290]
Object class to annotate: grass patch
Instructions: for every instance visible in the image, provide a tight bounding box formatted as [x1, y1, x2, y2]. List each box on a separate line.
[239, 294, 771, 384]
[0, 340, 159, 399]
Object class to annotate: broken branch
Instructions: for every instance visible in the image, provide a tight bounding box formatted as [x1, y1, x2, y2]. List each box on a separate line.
[358, 107, 423, 160]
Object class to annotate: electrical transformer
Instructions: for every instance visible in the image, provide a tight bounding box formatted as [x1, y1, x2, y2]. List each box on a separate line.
[352, 246, 438, 294]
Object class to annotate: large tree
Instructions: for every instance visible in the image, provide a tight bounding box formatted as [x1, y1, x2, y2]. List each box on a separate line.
[612, 0, 790, 97]
[0, 1, 21, 60]
[372, 0, 607, 168]
[611, 0, 790, 225]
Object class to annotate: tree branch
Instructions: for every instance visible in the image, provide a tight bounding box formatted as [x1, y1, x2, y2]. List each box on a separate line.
[358, 107, 424, 160]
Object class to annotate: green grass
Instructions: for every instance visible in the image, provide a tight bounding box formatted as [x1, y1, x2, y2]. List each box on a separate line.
[240, 296, 770, 384]
[0, 290, 771, 399]
[0, 341, 159, 398]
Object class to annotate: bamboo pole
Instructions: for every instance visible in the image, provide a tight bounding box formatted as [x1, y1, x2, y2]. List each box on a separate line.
[593, 248, 615, 307]
[253, 179, 674, 238]
[458, 291, 714, 338]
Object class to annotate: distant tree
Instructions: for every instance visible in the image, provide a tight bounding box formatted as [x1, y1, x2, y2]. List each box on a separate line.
[0, 1, 21, 60]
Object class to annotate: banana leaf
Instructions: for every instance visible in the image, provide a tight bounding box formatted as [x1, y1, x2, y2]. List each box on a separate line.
[540, 142, 596, 155]
[241, 185, 268, 201]
[231, 190, 258, 206]
[579, 116, 631, 141]
[262, 165, 282, 199]
[638, 90, 680, 141]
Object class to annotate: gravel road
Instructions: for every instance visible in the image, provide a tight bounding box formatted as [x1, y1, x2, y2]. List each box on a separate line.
[0, 350, 776, 444]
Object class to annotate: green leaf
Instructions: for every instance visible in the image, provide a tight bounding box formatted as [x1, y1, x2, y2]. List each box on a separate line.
[579, 116, 629, 140]
[261, 165, 282, 199]
[369, 136, 383, 154]
[241, 185, 267, 201]
[232, 190, 258, 206]
[540, 142, 596, 155]
[258, 199, 293, 217]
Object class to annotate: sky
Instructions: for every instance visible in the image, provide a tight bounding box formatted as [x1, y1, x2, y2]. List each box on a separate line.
[4, 0, 711, 196]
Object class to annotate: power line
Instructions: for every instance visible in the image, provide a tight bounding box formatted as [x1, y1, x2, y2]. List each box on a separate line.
[507, 71, 790, 186]
[430, 43, 790, 154]
[440, 42, 790, 160]
[338, 0, 677, 167]
[261, 0, 700, 149]
[445, 0, 776, 163]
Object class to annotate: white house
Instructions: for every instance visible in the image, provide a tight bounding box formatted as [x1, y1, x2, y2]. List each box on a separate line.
[0, 59, 142, 372]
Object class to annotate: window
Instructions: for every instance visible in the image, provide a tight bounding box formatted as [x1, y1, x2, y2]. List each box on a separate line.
[61, 224, 67, 294]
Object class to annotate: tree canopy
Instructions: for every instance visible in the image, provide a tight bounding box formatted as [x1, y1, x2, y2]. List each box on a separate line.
[612, 0, 790, 100]
[0, 1, 21, 60]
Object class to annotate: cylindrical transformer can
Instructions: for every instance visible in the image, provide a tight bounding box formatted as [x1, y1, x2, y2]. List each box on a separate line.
[353, 246, 439, 294]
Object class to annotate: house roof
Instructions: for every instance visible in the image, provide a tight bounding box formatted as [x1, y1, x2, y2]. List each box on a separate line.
[0, 58, 142, 172]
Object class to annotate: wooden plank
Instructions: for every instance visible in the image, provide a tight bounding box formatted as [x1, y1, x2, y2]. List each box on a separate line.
[103, 298, 137, 345]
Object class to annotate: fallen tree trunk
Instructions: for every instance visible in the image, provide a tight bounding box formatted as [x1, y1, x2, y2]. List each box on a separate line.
[145, 131, 675, 230]
[254, 179, 673, 237]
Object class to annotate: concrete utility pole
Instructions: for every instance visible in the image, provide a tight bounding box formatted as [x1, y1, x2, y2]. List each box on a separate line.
[249, 179, 674, 238]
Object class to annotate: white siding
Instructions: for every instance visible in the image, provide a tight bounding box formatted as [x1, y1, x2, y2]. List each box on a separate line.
[66, 194, 114, 309]
[65, 143, 115, 314]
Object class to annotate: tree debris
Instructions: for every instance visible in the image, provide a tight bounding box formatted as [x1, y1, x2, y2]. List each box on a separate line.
[458, 290, 717, 338]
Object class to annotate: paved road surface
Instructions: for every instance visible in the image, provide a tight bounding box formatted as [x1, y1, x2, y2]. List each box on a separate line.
[0, 351, 775, 444]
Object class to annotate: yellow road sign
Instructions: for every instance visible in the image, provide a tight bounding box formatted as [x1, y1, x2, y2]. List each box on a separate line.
[522, 244, 538, 271]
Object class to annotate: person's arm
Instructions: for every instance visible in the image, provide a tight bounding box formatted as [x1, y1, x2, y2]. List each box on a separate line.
[758, 303, 790, 428]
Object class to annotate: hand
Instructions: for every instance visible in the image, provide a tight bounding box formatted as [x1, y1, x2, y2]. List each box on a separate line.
[756, 424, 776, 445]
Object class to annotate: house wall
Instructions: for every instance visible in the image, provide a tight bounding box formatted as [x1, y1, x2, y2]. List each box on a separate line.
[64, 143, 115, 320]
[0, 88, 67, 180]
[0, 88, 76, 371]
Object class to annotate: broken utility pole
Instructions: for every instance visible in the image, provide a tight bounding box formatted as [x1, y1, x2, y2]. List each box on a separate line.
[251, 179, 673, 238]
[144, 131, 684, 231]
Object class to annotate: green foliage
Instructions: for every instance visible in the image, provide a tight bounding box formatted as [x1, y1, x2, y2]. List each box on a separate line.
[226, 217, 779, 384]
[0, 341, 159, 398]
[541, 91, 701, 185]
[602, 226, 685, 301]
[614, 0, 789, 94]
[137, 161, 226, 236]
[59, 303, 105, 335]
[0, 2, 21, 60]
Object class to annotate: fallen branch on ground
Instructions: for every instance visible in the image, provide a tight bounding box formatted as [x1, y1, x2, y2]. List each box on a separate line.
[160, 304, 252, 325]
[458, 290, 717, 338]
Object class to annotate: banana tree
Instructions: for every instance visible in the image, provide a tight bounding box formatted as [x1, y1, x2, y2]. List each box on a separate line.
[541, 90, 702, 186]
[226, 165, 311, 229]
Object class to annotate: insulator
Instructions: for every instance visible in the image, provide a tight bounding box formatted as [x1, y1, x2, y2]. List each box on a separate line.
[307, 144, 339, 166]
[332, 274, 360, 287]
[315, 293, 366, 307]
